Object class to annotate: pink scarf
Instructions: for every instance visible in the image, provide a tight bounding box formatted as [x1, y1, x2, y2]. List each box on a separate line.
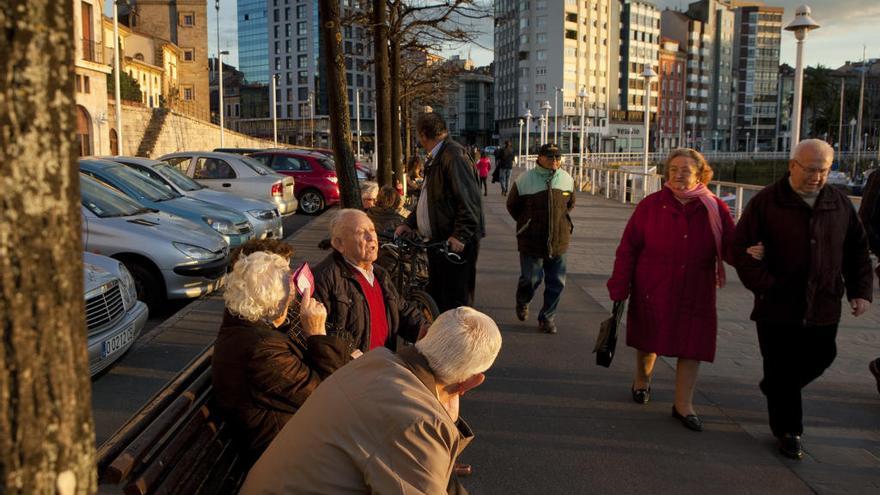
[665, 183, 726, 288]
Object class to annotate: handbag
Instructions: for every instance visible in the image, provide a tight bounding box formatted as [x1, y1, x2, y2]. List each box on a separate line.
[593, 300, 625, 368]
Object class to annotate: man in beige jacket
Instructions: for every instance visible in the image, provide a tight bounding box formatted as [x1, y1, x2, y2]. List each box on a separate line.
[240, 306, 502, 495]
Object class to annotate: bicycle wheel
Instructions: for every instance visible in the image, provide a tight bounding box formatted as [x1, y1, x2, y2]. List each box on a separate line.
[409, 289, 440, 323]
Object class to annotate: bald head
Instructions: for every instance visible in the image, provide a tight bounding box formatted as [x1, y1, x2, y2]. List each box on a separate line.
[329, 209, 378, 269]
[789, 139, 834, 194]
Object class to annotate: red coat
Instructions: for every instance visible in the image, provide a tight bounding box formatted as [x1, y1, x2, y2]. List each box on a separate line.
[607, 188, 735, 362]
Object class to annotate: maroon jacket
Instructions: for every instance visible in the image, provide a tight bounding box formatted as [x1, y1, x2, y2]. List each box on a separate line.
[608, 188, 735, 362]
[733, 175, 873, 326]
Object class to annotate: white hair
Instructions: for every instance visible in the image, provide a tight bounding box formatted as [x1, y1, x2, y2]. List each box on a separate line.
[793, 139, 833, 163]
[223, 251, 291, 322]
[330, 208, 370, 241]
[415, 307, 502, 385]
[361, 181, 379, 198]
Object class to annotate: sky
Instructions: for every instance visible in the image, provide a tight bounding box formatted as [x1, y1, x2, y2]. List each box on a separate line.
[110, 0, 876, 71]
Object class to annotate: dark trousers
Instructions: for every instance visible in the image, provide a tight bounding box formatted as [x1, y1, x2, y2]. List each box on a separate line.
[427, 238, 479, 313]
[515, 253, 567, 322]
[479, 176, 488, 195]
[756, 321, 838, 437]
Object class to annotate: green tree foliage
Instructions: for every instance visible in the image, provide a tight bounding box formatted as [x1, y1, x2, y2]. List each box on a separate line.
[107, 69, 143, 103]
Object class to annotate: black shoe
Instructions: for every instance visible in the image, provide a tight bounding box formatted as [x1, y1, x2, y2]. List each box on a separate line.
[869, 358, 880, 394]
[672, 406, 703, 432]
[516, 304, 528, 321]
[538, 319, 557, 334]
[777, 434, 804, 460]
[631, 386, 651, 405]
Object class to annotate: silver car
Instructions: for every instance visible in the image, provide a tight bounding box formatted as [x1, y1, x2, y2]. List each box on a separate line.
[106, 156, 284, 239]
[160, 151, 298, 216]
[84, 252, 149, 376]
[81, 174, 230, 308]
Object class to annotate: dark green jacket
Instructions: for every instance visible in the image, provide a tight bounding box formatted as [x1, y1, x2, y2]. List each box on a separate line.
[506, 167, 576, 258]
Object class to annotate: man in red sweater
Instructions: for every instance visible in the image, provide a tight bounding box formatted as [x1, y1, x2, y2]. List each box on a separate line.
[314, 209, 428, 354]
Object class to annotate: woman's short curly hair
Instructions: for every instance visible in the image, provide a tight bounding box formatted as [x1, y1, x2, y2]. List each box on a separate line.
[224, 251, 291, 322]
[664, 148, 713, 184]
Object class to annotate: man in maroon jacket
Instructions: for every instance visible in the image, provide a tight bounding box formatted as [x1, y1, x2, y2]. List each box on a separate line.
[733, 139, 873, 460]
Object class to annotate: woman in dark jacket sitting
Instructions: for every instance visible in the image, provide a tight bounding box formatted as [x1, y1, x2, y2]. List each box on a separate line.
[212, 250, 353, 461]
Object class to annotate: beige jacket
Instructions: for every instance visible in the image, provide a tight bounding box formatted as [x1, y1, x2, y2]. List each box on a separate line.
[240, 347, 474, 495]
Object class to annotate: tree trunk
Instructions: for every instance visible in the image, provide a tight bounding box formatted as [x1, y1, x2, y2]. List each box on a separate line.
[372, 0, 392, 186]
[389, 2, 402, 186]
[320, 0, 361, 208]
[402, 94, 412, 163]
[0, 1, 97, 494]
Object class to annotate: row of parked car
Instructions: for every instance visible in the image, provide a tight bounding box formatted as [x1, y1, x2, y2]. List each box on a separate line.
[82, 147, 365, 376]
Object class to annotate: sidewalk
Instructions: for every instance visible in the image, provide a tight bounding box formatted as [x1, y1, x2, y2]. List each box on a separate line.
[458, 183, 880, 494]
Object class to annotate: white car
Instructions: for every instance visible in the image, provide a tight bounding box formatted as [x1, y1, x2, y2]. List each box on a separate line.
[83, 252, 149, 376]
[160, 151, 298, 216]
[107, 156, 284, 239]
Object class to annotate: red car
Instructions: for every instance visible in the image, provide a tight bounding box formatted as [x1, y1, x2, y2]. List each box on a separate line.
[250, 150, 340, 214]
[311, 147, 375, 180]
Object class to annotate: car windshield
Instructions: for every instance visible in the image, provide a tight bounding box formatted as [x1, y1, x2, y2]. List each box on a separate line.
[106, 165, 181, 202]
[155, 162, 203, 191]
[318, 158, 335, 171]
[240, 156, 272, 176]
[80, 174, 152, 218]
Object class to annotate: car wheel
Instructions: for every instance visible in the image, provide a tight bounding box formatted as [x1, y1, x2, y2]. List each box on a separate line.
[125, 262, 163, 310]
[299, 189, 325, 215]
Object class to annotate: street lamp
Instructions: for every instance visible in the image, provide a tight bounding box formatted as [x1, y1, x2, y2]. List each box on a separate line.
[541, 100, 552, 145]
[850, 117, 857, 152]
[355, 89, 361, 159]
[714, 131, 719, 152]
[518, 118, 524, 166]
[308, 92, 315, 147]
[538, 115, 546, 146]
[642, 65, 657, 191]
[218, 50, 229, 147]
[524, 109, 532, 167]
[554, 88, 563, 145]
[271, 74, 278, 146]
[785, 5, 820, 156]
[746, 132, 751, 153]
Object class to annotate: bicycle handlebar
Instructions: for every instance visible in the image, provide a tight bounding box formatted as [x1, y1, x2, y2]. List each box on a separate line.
[378, 232, 465, 264]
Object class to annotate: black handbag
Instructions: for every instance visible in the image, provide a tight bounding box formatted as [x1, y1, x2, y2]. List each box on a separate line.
[593, 301, 625, 368]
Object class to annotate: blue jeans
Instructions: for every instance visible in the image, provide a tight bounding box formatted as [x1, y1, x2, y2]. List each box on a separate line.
[515, 253, 567, 322]
[498, 168, 511, 194]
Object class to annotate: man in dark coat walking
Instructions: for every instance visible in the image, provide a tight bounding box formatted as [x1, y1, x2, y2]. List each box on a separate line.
[396, 112, 485, 312]
[495, 140, 515, 195]
[733, 139, 873, 460]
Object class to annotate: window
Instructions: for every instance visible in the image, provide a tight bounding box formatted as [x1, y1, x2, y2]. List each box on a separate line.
[537, 33, 547, 43]
[182, 85, 194, 100]
[270, 156, 306, 171]
[194, 158, 235, 179]
[297, 38, 307, 51]
[298, 55, 307, 68]
[297, 21, 307, 35]
[536, 83, 546, 93]
[536, 66, 546, 76]
[180, 13, 194, 27]
[183, 49, 194, 62]
[536, 50, 547, 60]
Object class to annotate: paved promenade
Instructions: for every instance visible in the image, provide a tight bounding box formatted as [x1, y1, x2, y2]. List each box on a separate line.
[94, 180, 880, 493]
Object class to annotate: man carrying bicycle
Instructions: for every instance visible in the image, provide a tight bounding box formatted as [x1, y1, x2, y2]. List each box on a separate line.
[314, 209, 428, 354]
[507, 144, 576, 334]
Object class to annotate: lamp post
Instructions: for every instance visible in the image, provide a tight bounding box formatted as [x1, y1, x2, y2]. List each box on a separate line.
[578, 87, 588, 185]
[218, 50, 229, 147]
[746, 132, 751, 153]
[308, 92, 315, 147]
[518, 118, 524, 166]
[271, 74, 278, 146]
[541, 100, 552, 145]
[753, 97, 760, 153]
[524, 109, 532, 167]
[112, 0, 123, 154]
[850, 118, 857, 152]
[554, 88, 563, 145]
[539, 115, 546, 146]
[642, 66, 657, 193]
[784, 5, 820, 156]
[714, 131, 719, 152]
[355, 89, 361, 159]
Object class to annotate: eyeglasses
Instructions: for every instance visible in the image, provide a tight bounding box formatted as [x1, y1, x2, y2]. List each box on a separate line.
[792, 159, 831, 177]
[542, 154, 561, 161]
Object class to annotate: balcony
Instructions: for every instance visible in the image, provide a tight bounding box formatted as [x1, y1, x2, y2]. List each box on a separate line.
[81, 38, 103, 64]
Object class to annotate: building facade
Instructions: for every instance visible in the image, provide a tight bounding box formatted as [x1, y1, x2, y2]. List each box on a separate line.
[658, 38, 686, 150]
[75, 0, 113, 156]
[442, 58, 495, 148]
[238, 0, 270, 84]
[774, 63, 794, 152]
[619, 0, 660, 114]
[732, 3, 783, 152]
[494, 0, 621, 152]
[125, 0, 210, 121]
[834, 58, 880, 154]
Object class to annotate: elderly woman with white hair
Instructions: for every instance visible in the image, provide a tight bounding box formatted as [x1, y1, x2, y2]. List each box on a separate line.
[212, 250, 353, 462]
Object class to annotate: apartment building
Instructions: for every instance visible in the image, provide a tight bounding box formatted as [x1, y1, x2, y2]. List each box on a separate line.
[658, 38, 687, 150]
[74, 0, 112, 156]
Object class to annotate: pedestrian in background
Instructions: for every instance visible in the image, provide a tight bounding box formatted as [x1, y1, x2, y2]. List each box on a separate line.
[406, 155, 424, 206]
[495, 140, 515, 196]
[507, 144, 575, 335]
[733, 139, 873, 459]
[475, 149, 491, 196]
[360, 181, 379, 210]
[607, 148, 736, 432]
[396, 112, 485, 312]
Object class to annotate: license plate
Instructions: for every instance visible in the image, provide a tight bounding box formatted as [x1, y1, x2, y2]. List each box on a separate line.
[102, 325, 134, 358]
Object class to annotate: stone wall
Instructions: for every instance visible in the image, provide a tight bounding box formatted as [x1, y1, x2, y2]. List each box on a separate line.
[111, 102, 280, 158]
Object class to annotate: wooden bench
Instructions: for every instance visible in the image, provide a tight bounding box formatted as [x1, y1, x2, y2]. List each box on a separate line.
[96, 345, 248, 494]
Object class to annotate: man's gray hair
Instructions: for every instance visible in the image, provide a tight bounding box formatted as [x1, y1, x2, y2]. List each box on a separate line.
[415, 307, 502, 385]
[330, 208, 369, 241]
[793, 139, 834, 162]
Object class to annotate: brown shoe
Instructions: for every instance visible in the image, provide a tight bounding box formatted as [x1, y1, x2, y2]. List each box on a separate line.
[453, 463, 473, 477]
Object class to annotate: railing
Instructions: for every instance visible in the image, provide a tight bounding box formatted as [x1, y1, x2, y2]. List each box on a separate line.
[515, 157, 862, 221]
[517, 151, 874, 167]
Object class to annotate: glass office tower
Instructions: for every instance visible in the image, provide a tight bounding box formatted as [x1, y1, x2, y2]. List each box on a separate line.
[238, 0, 269, 84]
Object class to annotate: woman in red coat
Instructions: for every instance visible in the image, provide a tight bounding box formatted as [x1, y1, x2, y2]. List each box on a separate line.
[607, 148, 740, 432]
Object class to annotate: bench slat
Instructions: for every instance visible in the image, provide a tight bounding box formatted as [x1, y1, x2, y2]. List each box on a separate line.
[150, 411, 220, 495]
[173, 421, 232, 494]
